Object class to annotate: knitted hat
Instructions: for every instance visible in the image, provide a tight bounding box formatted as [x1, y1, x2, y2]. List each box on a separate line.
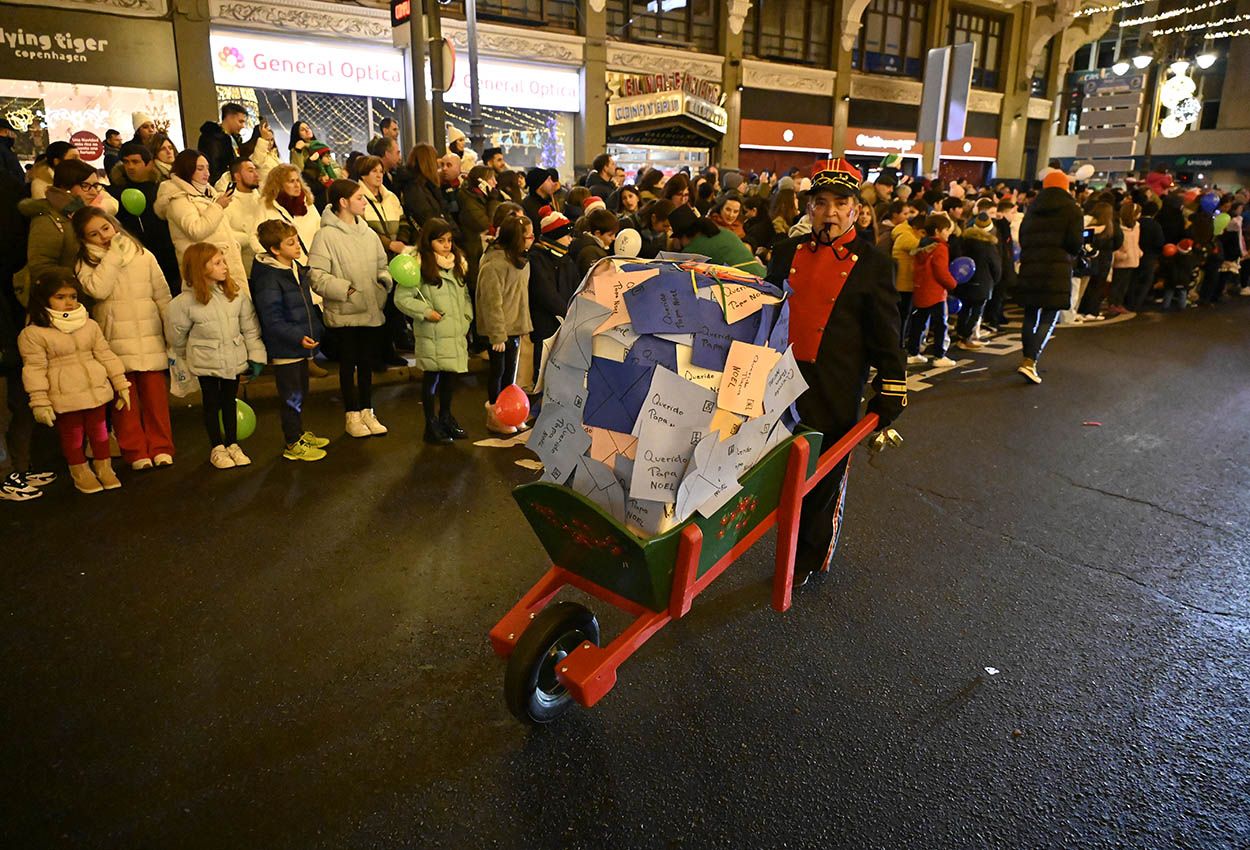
[538, 205, 572, 240]
[306, 139, 332, 158]
[583, 195, 607, 215]
[974, 212, 994, 229]
[526, 166, 558, 193]
[1042, 170, 1070, 191]
[447, 126, 466, 145]
[132, 111, 153, 131]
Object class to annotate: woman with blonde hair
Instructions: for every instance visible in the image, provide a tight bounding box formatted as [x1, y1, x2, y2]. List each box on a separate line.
[249, 164, 322, 263]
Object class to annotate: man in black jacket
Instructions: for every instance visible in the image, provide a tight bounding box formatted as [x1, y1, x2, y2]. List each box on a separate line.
[585, 153, 616, 204]
[522, 167, 559, 231]
[109, 143, 182, 295]
[1127, 200, 1166, 311]
[197, 103, 248, 185]
[767, 159, 907, 585]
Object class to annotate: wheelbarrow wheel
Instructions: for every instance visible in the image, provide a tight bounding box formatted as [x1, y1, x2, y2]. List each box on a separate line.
[505, 601, 601, 725]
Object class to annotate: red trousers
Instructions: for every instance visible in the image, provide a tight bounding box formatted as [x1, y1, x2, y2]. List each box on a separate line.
[55, 405, 109, 466]
[112, 370, 174, 463]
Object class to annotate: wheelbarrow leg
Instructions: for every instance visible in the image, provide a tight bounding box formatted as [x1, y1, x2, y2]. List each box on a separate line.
[489, 566, 568, 657]
[773, 438, 811, 613]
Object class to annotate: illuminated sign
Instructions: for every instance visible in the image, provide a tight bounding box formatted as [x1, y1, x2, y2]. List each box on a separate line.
[391, 0, 412, 27]
[210, 29, 406, 99]
[608, 91, 728, 133]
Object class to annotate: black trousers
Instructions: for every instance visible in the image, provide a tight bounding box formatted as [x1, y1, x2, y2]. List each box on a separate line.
[984, 282, 1007, 327]
[1125, 256, 1158, 311]
[1021, 306, 1060, 362]
[335, 326, 376, 412]
[954, 299, 985, 340]
[421, 370, 457, 422]
[796, 454, 851, 575]
[0, 372, 34, 474]
[1108, 267, 1135, 307]
[907, 302, 948, 357]
[487, 336, 520, 404]
[272, 361, 309, 445]
[198, 376, 239, 447]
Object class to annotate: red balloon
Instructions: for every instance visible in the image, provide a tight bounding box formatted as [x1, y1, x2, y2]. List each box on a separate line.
[1162, 243, 1178, 257]
[494, 384, 530, 427]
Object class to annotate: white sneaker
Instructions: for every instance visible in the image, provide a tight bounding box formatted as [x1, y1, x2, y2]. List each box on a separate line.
[210, 445, 236, 469]
[1017, 361, 1042, 384]
[360, 408, 388, 435]
[0, 483, 41, 502]
[131, 458, 153, 471]
[1240, 287, 1250, 296]
[932, 356, 958, 368]
[345, 411, 371, 438]
[1082, 313, 1104, 321]
[154, 453, 173, 467]
[906, 354, 928, 366]
[226, 444, 251, 466]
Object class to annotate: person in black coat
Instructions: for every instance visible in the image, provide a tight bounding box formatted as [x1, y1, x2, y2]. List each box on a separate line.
[107, 143, 181, 296]
[196, 103, 247, 185]
[1127, 200, 1166, 311]
[766, 159, 906, 584]
[0, 118, 25, 182]
[522, 167, 560, 232]
[953, 214, 1002, 349]
[1015, 172, 1083, 382]
[526, 207, 579, 390]
[983, 199, 1018, 331]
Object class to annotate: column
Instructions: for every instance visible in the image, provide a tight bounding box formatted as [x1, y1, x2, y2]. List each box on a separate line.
[1034, 32, 1067, 172]
[578, 0, 608, 173]
[171, 0, 218, 140]
[995, 2, 1033, 180]
[829, 0, 861, 157]
[716, 0, 748, 169]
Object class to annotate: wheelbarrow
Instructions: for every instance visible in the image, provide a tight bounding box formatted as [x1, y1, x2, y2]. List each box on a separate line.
[489, 414, 881, 724]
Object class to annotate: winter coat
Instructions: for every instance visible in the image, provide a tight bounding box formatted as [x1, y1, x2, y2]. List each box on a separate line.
[567, 233, 611, 280]
[0, 135, 22, 183]
[639, 228, 669, 260]
[1016, 186, 1084, 310]
[250, 256, 324, 361]
[27, 161, 53, 200]
[957, 225, 1002, 303]
[14, 190, 79, 306]
[360, 183, 411, 256]
[475, 247, 532, 344]
[891, 222, 921, 293]
[307, 208, 392, 329]
[154, 175, 248, 291]
[107, 175, 181, 294]
[1113, 223, 1142, 269]
[166, 285, 266, 379]
[912, 239, 958, 309]
[197, 121, 242, 186]
[403, 175, 448, 231]
[394, 261, 473, 373]
[223, 189, 263, 275]
[19, 319, 129, 413]
[76, 237, 172, 373]
[457, 183, 497, 283]
[743, 215, 775, 254]
[684, 228, 767, 277]
[1156, 198, 1186, 244]
[1138, 217, 1165, 256]
[249, 198, 321, 263]
[528, 240, 577, 342]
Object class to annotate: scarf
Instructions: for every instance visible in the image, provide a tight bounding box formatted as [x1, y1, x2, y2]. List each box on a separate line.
[153, 160, 173, 180]
[277, 191, 308, 218]
[50, 304, 88, 334]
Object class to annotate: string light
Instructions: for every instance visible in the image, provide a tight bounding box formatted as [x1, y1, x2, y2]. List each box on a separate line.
[1120, 0, 1233, 28]
[1204, 26, 1250, 39]
[1151, 11, 1250, 36]
[1079, 1, 1145, 17]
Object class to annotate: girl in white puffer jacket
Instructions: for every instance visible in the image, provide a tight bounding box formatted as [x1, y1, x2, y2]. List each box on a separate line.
[74, 207, 176, 470]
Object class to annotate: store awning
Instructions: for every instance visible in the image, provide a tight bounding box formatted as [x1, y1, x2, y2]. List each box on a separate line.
[607, 90, 726, 148]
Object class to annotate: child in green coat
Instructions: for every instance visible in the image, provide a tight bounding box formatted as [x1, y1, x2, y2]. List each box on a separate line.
[396, 218, 473, 445]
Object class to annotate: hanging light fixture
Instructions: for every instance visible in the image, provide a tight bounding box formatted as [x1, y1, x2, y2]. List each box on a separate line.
[1195, 52, 1218, 68]
[1169, 59, 1191, 74]
[1112, 60, 1131, 75]
[1132, 54, 1153, 69]
[1159, 115, 1188, 138]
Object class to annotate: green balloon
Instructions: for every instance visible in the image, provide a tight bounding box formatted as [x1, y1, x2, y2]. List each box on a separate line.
[218, 399, 257, 441]
[1214, 212, 1231, 236]
[120, 187, 146, 216]
[389, 253, 421, 288]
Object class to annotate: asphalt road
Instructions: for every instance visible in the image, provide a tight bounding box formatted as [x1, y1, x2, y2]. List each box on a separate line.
[3, 301, 1248, 849]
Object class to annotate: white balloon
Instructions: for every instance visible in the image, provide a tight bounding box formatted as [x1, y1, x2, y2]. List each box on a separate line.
[1160, 74, 1195, 109]
[1159, 116, 1187, 139]
[614, 228, 642, 258]
[1074, 164, 1096, 181]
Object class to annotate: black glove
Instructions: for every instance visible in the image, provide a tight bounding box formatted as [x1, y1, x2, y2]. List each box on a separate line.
[868, 377, 908, 429]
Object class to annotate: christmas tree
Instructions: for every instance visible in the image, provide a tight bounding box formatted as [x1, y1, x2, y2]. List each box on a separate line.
[540, 114, 563, 171]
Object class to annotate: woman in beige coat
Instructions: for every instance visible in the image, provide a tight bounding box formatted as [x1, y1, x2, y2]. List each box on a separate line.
[73, 207, 176, 470]
[19, 269, 131, 494]
[154, 149, 249, 293]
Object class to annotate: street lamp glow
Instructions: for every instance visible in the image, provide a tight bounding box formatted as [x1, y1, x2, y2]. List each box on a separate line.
[1195, 52, 1218, 69]
[1169, 59, 1191, 74]
[1132, 54, 1153, 69]
[1112, 60, 1131, 75]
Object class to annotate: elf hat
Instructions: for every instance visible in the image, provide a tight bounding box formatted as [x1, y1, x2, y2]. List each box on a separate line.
[583, 196, 607, 214]
[538, 205, 572, 240]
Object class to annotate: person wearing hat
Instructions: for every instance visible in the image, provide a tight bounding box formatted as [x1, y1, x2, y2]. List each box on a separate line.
[766, 158, 907, 586]
[1015, 169, 1083, 383]
[953, 212, 1002, 351]
[527, 205, 579, 389]
[0, 118, 22, 182]
[522, 167, 559, 232]
[445, 126, 478, 172]
[129, 112, 157, 148]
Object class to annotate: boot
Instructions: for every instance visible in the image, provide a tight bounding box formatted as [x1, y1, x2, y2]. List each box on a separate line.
[69, 463, 103, 494]
[440, 410, 467, 440]
[424, 417, 453, 445]
[345, 411, 371, 438]
[92, 458, 122, 490]
[307, 360, 329, 378]
[484, 401, 517, 436]
[360, 408, 388, 435]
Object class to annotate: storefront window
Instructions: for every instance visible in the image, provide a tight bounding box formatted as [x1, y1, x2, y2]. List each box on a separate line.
[1031, 39, 1054, 98]
[606, 0, 720, 53]
[444, 103, 575, 183]
[854, 0, 927, 78]
[438, 0, 578, 31]
[744, 0, 832, 67]
[949, 7, 1005, 90]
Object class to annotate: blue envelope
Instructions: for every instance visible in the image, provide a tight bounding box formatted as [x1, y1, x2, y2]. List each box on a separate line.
[625, 334, 679, 372]
[622, 268, 700, 334]
[767, 299, 791, 351]
[690, 298, 735, 372]
[584, 356, 655, 433]
[752, 302, 778, 347]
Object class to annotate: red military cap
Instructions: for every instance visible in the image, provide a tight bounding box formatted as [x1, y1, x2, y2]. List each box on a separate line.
[810, 158, 863, 197]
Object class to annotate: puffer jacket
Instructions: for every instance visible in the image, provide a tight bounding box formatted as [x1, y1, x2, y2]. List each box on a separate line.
[1016, 186, 1084, 310]
[307, 207, 392, 328]
[475, 247, 532, 344]
[166, 285, 266, 379]
[528, 240, 576, 343]
[18, 319, 129, 413]
[360, 183, 411, 256]
[395, 259, 473, 373]
[1113, 223, 1142, 269]
[248, 199, 321, 263]
[250, 255, 324, 361]
[76, 235, 172, 373]
[891, 222, 921, 293]
[957, 224, 1002, 303]
[14, 190, 80, 306]
[154, 175, 248, 291]
[106, 174, 182, 294]
[911, 239, 958, 309]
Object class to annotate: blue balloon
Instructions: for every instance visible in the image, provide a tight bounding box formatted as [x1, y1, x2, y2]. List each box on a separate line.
[1199, 192, 1220, 214]
[947, 296, 963, 315]
[1012, 243, 1021, 262]
[950, 256, 977, 285]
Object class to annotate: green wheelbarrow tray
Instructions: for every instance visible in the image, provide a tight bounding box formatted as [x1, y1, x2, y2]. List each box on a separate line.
[512, 429, 825, 614]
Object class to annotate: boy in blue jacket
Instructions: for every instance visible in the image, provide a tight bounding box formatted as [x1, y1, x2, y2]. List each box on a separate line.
[251, 220, 330, 461]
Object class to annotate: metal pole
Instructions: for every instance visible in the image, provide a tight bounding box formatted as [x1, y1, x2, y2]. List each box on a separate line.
[407, 2, 432, 143]
[465, 0, 486, 153]
[426, 0, 447, 152]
